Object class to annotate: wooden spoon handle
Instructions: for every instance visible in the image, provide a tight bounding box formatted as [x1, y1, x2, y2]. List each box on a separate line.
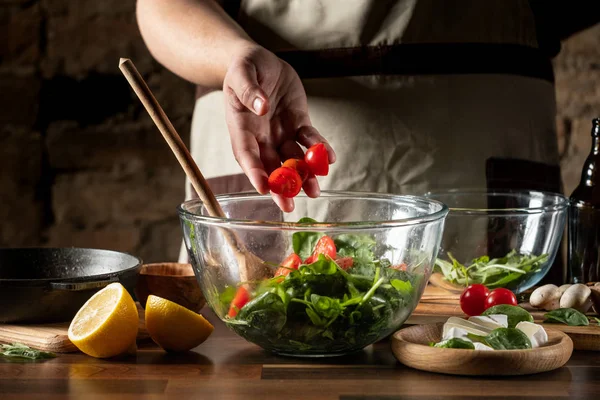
[118, 58, 224, 218]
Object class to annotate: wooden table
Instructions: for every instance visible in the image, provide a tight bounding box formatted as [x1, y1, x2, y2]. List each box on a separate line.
[1, 308, 599, 400]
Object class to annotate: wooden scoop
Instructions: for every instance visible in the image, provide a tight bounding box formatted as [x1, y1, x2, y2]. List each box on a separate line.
[118, 58, 269, 283]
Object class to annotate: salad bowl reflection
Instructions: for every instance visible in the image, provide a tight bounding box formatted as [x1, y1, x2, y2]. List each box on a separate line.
[178, 191, 448, 357]
[424, 190, 568, 294]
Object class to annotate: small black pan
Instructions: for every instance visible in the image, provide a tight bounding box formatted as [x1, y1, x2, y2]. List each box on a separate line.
[0, 248, 142, 324]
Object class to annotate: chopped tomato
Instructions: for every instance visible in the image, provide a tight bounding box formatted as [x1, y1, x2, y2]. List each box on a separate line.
[274, 253, 302, 278]
[268, 167, 303, 198]
[390, 263, 408, 271]
[305, 143, 329, 176]
[335, 257, 354, 270]
[305, 235, 337, 264]
[227, 286, 251, 318]
[282, 158, 312, 183]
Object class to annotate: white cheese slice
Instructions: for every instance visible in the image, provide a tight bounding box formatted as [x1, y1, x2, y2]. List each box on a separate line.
[487, 314, 509, 328]
[442, 317, 492, 338]
[468, 315, 508, 330]
[442, 327, 470, 341]
[516, 321, 548, 348]
[473, 342, 494, 351]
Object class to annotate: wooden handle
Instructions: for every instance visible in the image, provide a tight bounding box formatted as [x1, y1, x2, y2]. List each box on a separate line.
[118, 58, 224, 218]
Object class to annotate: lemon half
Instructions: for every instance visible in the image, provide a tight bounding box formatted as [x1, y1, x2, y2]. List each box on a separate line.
[145, 295, 214, 352]
[68, 282, 139, 358]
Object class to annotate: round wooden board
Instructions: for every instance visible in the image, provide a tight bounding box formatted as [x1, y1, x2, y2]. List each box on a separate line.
[391, 322, 573, 376]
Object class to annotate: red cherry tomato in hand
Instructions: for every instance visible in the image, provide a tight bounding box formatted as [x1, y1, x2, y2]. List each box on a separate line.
[304, 235, 337, 264]
[227, 286, 251, 318]
[484, 288, 518, 310]
[282, 158, 312, 183]
[274, 253, 302, 277]
[460, 284, 491, 316]
[268, 167, 303, 198]
[305, 143, 329, 176]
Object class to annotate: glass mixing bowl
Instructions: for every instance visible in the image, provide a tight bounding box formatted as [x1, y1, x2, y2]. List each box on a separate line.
[178, 191, 448, 357]
[424, 189, 568, 294]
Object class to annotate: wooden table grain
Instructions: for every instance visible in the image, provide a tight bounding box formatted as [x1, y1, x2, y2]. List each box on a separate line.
[1, 308, 599, 400]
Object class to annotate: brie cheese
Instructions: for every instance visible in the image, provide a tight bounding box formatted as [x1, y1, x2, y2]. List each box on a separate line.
[468, 315, 508, 330]
[442, 326, 470, 341]
[515, 321, 548, 348]
[473, 342, 494, 351]
[442, 317, 492, 338]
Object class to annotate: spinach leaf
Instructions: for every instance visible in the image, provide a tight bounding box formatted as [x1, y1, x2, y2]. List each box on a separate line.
[391, 279, 413, 295]
[543, 308, 589, 326]
[0, 343, 56, 360]
[235, 292, 287, 335]
[334, 234, 376, 260]
[434, 338, 475, 349]
[299, 254, 338, 275]
[476, 328, 532, 350]
[482, 305, 533, 328]
[434, 250, 549, 290]
[292, 217, 323, 260]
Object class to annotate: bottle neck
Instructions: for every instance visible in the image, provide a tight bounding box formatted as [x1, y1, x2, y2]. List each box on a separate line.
[579, 128, 600, 187]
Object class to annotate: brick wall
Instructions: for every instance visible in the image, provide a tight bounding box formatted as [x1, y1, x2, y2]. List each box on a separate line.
[0, 1, 598, 263]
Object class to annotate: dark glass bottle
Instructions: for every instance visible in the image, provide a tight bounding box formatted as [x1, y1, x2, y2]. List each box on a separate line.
[568, 118, 600, 283]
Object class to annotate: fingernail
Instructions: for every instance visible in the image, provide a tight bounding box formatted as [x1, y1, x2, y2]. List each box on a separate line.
[253, 97, 264, 114]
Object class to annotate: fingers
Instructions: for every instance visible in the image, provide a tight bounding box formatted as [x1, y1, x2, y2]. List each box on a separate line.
[271, 192, 295, 213]
[296, 125, 337, 163]
[229, 129, 270, 194]
[226, 61, 270, 116]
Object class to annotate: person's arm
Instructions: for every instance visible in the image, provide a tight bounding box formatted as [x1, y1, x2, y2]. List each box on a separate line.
[136, 0, 253, 88]
[136, 0, 335, 212]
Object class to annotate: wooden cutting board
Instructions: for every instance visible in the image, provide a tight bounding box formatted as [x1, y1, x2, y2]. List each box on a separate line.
[0, 304, 149, 353]
[408, 285, 600, 351]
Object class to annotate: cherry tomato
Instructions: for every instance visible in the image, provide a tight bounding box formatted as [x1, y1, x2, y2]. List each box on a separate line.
[274, 253, 302, 277]
[390, 263, 408, 271]
[484, 288, 518, 310]
[304, 235, 337, 264]
[227, 286, 251, 318]
[335, 257, 354, 270]
[459, 284, 491, 316]
[268, 167, 302, 198]
[282, 158, 312, 183]
[304, 143, 329, 176]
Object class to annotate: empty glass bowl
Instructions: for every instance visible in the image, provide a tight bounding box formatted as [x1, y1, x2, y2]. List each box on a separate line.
[178, 191, 448, 357]
[424, 189, 568, 294]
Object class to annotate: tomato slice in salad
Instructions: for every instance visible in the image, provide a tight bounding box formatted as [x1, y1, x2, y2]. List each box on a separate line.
[304, 143, 329, 176]
[282, 158, 312, 183]
[304, 235, 337, 264]
[274, 253, 302, 278]
[335, 257, 354, 270]
[268, 167, 303, 198]
[227, 286, 251, 318]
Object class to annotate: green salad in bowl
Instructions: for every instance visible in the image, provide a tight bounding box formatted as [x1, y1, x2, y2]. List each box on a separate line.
[178, 192, 448, 357]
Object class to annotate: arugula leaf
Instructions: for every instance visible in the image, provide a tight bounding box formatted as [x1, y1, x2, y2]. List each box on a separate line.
[0, 343, 56, 360]
[292, 217, 323, 260]
[434, 338, 475, 349]
[543, 308, 589, 326]
[481, 305, 534, 328]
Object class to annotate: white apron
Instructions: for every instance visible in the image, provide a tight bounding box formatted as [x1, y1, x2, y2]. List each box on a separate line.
[179, 0, 562, 262]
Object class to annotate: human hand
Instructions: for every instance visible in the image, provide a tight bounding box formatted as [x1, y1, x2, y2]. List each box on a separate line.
[223, 44, 336, 212]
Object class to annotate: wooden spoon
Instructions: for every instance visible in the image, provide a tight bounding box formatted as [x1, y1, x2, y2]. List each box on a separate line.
[118, 58, 269, 283]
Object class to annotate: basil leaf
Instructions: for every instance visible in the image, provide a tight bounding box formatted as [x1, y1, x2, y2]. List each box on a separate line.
[434, 338, 475, 349]
[481, 305, 533, 328]
[0, 343, 56, 360]
[544, 308, 589, 326]
[483, 328, 532, 350]
[292, 217, 323, 260]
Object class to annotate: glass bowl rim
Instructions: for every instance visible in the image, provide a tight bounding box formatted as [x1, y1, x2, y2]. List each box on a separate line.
[423, 188, 569, 216]
[177, 190, 449, 230]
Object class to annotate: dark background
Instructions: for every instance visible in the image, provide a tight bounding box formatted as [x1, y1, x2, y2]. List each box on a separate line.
[1, 1, 599, 264]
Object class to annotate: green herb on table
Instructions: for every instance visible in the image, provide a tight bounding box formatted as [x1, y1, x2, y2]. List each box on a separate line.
[434, 250, 549, 289]
[468, 327, 532, 350]
[225, 225, 421, 354]
[434, 338, 475, 349]
[594, 317, 600, 326]
[481, 304, 534, 328]
[543, 308, 589, 326]
[0, 343, 56, 360]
